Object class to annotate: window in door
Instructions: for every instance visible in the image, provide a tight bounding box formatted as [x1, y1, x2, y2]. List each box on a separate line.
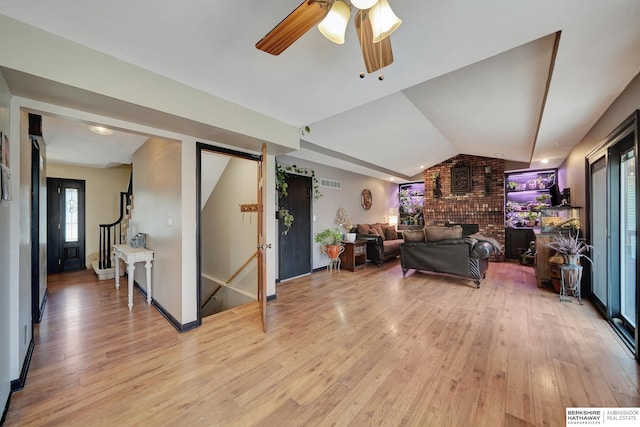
[65, 187, 79, 242]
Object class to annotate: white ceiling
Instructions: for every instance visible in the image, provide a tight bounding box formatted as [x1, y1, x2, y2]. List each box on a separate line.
[41, 116, 148, 168]
[0, 0, 638, 178]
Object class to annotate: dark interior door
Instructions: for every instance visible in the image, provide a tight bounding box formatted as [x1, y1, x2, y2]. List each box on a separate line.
[31, 138, 41, 321]
[47, 178, 86, 273]
[278, 174, 312, 280]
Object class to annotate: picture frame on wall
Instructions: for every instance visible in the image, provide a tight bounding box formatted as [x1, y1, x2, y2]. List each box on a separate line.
[451, 165, 471, 193]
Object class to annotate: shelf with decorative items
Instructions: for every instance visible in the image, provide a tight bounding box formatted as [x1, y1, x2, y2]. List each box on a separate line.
[398, 181, 425, 229]
[504, 169, 556, 229]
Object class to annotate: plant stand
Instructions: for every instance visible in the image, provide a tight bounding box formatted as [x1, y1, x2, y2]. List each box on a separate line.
[560, 263, 583, 304]
[324, 245, 344, 272]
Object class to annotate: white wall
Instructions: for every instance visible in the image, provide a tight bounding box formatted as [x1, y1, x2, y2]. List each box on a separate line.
[46, 163, 132, 268]
[202, 156, 258, 298]
[7, 109, 32, 381]
[562, 71, 640, 227]
[0, 14, 298, 153]
[130, 137, 183, 321]
[276, 155, 398, 270]
[0, 68, 12, 415]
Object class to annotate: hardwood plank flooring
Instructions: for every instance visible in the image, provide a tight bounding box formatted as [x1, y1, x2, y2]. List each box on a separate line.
[5, 261, 639, 426]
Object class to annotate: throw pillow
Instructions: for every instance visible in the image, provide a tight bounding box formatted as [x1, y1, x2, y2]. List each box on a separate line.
[424, 225, 462, 241]
[384, 226, 399, 240]
[358, 224, 370, 235]
[370, 223, 385, 239]
[403, 230, 425, 243]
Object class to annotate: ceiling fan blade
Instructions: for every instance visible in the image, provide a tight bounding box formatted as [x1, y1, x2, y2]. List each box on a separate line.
[256, 1, 329, 56]
[355, 10, 394, 73]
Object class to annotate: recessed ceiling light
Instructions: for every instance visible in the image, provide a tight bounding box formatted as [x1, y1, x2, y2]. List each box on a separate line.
[89, 125, 114, 135]
[494, 153, 504, 158]
[541, 158, 549, 164]
[419, 165, 424, 169]
[389, 177, 395, 181]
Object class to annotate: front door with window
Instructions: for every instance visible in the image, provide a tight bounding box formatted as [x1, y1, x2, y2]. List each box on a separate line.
[47, 178, 86, 273]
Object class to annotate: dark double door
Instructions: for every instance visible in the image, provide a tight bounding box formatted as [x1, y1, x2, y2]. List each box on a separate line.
[47, 178, 86, 273]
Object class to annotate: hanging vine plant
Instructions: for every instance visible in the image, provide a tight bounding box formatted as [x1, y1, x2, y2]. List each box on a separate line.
[278, 208, 294, 235]
[276, 161, 323, 235]
[276, 162, 323, 200]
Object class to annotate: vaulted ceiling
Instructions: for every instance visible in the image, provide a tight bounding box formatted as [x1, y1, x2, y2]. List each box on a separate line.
[0, 0, 638, 180]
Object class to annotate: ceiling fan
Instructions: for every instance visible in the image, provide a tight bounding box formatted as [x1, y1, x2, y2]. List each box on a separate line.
[255, 0, 402, 75]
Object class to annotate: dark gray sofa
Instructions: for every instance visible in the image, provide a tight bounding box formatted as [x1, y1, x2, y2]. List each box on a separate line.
[400, 227, 493, 288]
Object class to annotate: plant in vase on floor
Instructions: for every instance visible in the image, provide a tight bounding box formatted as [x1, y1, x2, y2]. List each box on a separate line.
[314, 228, 344, 259]
[546, 231, 593, 296]
[547, 231, 593, 266]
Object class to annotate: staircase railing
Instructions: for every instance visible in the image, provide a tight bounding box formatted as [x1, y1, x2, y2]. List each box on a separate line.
[98, 176, 133, 269]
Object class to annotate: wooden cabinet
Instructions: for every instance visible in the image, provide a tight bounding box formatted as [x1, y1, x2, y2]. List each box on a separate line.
[340, 240, 367, 271]
[505, 227, 535, 260]
[535, 225, 582, 289]
[535, 234, 554, 287]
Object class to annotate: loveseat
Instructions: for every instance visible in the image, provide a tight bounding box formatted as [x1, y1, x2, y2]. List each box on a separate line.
[352, 223, 403, 267]
[400, 225, 494, 288]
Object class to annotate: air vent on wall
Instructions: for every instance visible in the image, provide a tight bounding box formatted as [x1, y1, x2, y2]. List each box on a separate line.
[320, 178, 342, 190]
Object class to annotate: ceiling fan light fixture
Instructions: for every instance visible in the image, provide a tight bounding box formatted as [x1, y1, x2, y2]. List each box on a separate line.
[369, 0, 402, 43]
[351, 0, 379, 9]
[318, 0, 351, 44]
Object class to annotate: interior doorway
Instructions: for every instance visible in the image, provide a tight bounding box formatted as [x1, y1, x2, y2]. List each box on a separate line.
[196, 143, 266, 331]
[46, 177, 86, 274]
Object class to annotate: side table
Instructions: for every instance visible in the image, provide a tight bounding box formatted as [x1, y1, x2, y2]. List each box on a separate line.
[340, 240, 367, 272]
[113, 244, 154, 310]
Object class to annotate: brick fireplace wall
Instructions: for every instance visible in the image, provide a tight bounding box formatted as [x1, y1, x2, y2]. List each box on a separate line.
[422, 154, 505, 260]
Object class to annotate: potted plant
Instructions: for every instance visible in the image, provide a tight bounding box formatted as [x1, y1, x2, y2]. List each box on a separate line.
[546, 231, 593, 293]
[314, 228, 343, 259]
[525, 211, 538, 227]
[334, 208, 354, 241]
[547, 231, 593, 266]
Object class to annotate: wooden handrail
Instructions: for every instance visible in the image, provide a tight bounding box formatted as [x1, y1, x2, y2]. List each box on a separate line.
[201, 285, 222, 309]
[226, 251, 258, 285]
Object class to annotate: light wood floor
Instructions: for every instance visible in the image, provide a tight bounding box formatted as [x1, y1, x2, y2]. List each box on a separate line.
[5, 261, 639, 426]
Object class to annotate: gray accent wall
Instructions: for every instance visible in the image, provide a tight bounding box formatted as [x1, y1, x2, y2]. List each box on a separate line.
[562, 71, 640, 231]
[276, 155, 398, 271]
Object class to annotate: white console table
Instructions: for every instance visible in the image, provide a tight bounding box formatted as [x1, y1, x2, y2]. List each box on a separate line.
[113, 244, 154, 310]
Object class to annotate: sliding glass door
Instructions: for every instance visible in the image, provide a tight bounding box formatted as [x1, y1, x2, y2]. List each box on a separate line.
[617, 147, 636, 338]
[590, 158, 607, 308]
[587, 111, 639, 357]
